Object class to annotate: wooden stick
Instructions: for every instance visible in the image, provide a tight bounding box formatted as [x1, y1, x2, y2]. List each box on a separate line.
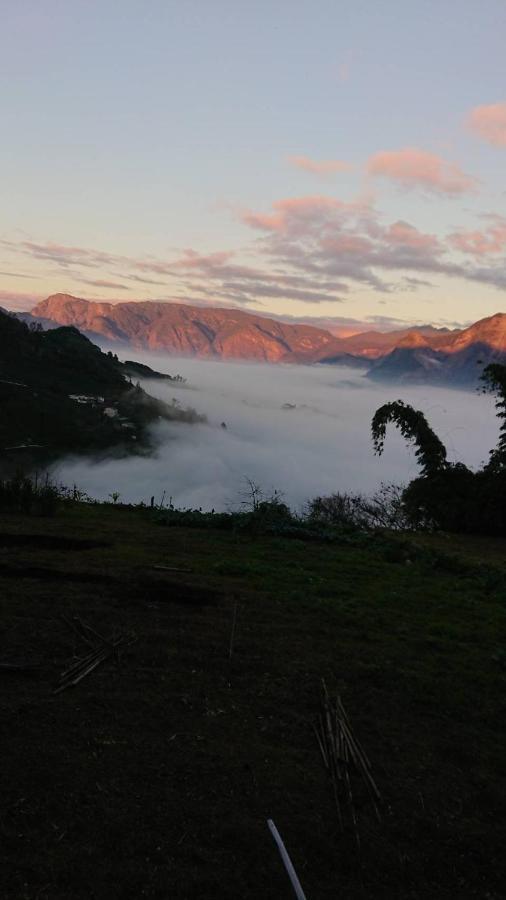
[54, 650, 109, 694]
[59, 645, 107, 679]
[316, 684, 382, 844]
[337, 713, 381, 802]
[55, 636, 131, 693]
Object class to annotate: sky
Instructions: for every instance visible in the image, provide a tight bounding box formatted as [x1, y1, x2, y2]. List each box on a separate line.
[1, 0, 506, 330]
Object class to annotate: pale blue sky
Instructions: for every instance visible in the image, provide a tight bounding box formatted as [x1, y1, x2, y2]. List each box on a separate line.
[1, 0, 505, 327]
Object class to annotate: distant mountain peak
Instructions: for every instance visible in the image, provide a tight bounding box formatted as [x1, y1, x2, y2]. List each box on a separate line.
[397, 331, 431, 348]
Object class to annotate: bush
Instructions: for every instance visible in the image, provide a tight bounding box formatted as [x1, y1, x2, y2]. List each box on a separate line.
[0, 474, 95, 516]
[307, 483, 411, 531]
[0, 474, 63, 516]
[157, 495, 343, 542]
[403, 466, 506, 535]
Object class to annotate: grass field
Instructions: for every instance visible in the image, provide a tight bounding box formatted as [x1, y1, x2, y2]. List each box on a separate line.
[1, 503, 505, 899]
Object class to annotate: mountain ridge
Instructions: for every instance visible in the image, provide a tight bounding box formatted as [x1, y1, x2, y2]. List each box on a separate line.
[32, 294, 342, 363]
[28, 294, 506, 385]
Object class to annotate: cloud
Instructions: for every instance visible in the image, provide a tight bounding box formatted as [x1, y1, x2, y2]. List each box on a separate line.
[0, 240, 116, 268]
[124, 274, 168, 286]
[288, 155, 353, 176]
[466, 265, 506, 291]
[212, 281, 345, 305]
[386, 221, 441, 252]
[4, 187, 506, 317]
[467, 102, 506, 147]
[169, 249, 236, 272]
[51, 354, 499, 511]
[1, 234, 348, 307]
[77, 278, 131, 291]
[449, 215, 506, 257]
[241, 195, 448, 291]
[239, 193, 506, 294]
[0, 270, 37, 280]
[166, 249, 348, 303]
[241, 195, 357, 234]
[400, 276, 434, 291]
[367, 147, 477, 195]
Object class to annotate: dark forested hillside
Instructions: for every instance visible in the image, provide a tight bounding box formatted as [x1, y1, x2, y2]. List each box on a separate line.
[0, 309, 202, 472]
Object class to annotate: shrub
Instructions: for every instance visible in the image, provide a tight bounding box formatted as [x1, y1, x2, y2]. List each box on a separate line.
[0, 473, 63, 516]
[307, 483, 411, 531]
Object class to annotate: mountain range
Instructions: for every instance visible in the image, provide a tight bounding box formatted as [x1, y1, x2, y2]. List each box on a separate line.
[27, 294, 506, 386]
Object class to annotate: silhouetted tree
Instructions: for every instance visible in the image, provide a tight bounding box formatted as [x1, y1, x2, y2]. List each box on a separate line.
[371, 364, 506, 534]
[371, 399, 448, 476]
[481, 363, 506, 471]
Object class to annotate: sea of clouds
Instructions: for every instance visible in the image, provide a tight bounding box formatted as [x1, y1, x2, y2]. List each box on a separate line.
[52, 353, 499, 511]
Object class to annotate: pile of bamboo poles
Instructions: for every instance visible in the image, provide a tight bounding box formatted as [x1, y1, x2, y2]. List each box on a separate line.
[54, 616, 135, 694]
[315, 680, 381, 850]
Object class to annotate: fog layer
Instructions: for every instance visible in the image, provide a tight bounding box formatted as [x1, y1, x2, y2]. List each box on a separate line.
[53, 353, 499, 511]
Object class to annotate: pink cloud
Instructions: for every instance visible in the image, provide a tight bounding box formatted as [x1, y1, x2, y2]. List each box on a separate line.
[241, 195, 364, 234]
[174, 249, 233, 269]
[288, 155, 353, 176]
[448, 215, 506, 257]
[367, 147, 477, 195]
[386, 220, 441, 252]
[239, 192, 506, 291]
[320, 234, 373, 256]
[467, 102, 506, 147]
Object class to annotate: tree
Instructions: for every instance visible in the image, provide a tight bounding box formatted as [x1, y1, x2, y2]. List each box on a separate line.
[481, 363, 506, 471]
[371, 399, 447, 476]
[370, 364, 506, 534]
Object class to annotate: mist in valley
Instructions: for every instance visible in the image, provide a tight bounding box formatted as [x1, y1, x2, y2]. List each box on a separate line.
[52, 353, 500, 512]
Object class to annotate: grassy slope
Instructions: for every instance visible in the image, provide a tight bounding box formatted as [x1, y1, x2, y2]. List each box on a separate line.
[1, 505, 505, 899]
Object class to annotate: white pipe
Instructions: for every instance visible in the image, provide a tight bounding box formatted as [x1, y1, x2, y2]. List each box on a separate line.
[267, 819, 308, 900]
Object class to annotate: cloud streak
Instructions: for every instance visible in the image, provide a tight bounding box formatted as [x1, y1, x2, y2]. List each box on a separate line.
[77, 277, 131, 291]
[288, 155, 353, 176]
[449, 215, 506, 257]
[3, 183, 506, 316]
[367, 147, 477, 195]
